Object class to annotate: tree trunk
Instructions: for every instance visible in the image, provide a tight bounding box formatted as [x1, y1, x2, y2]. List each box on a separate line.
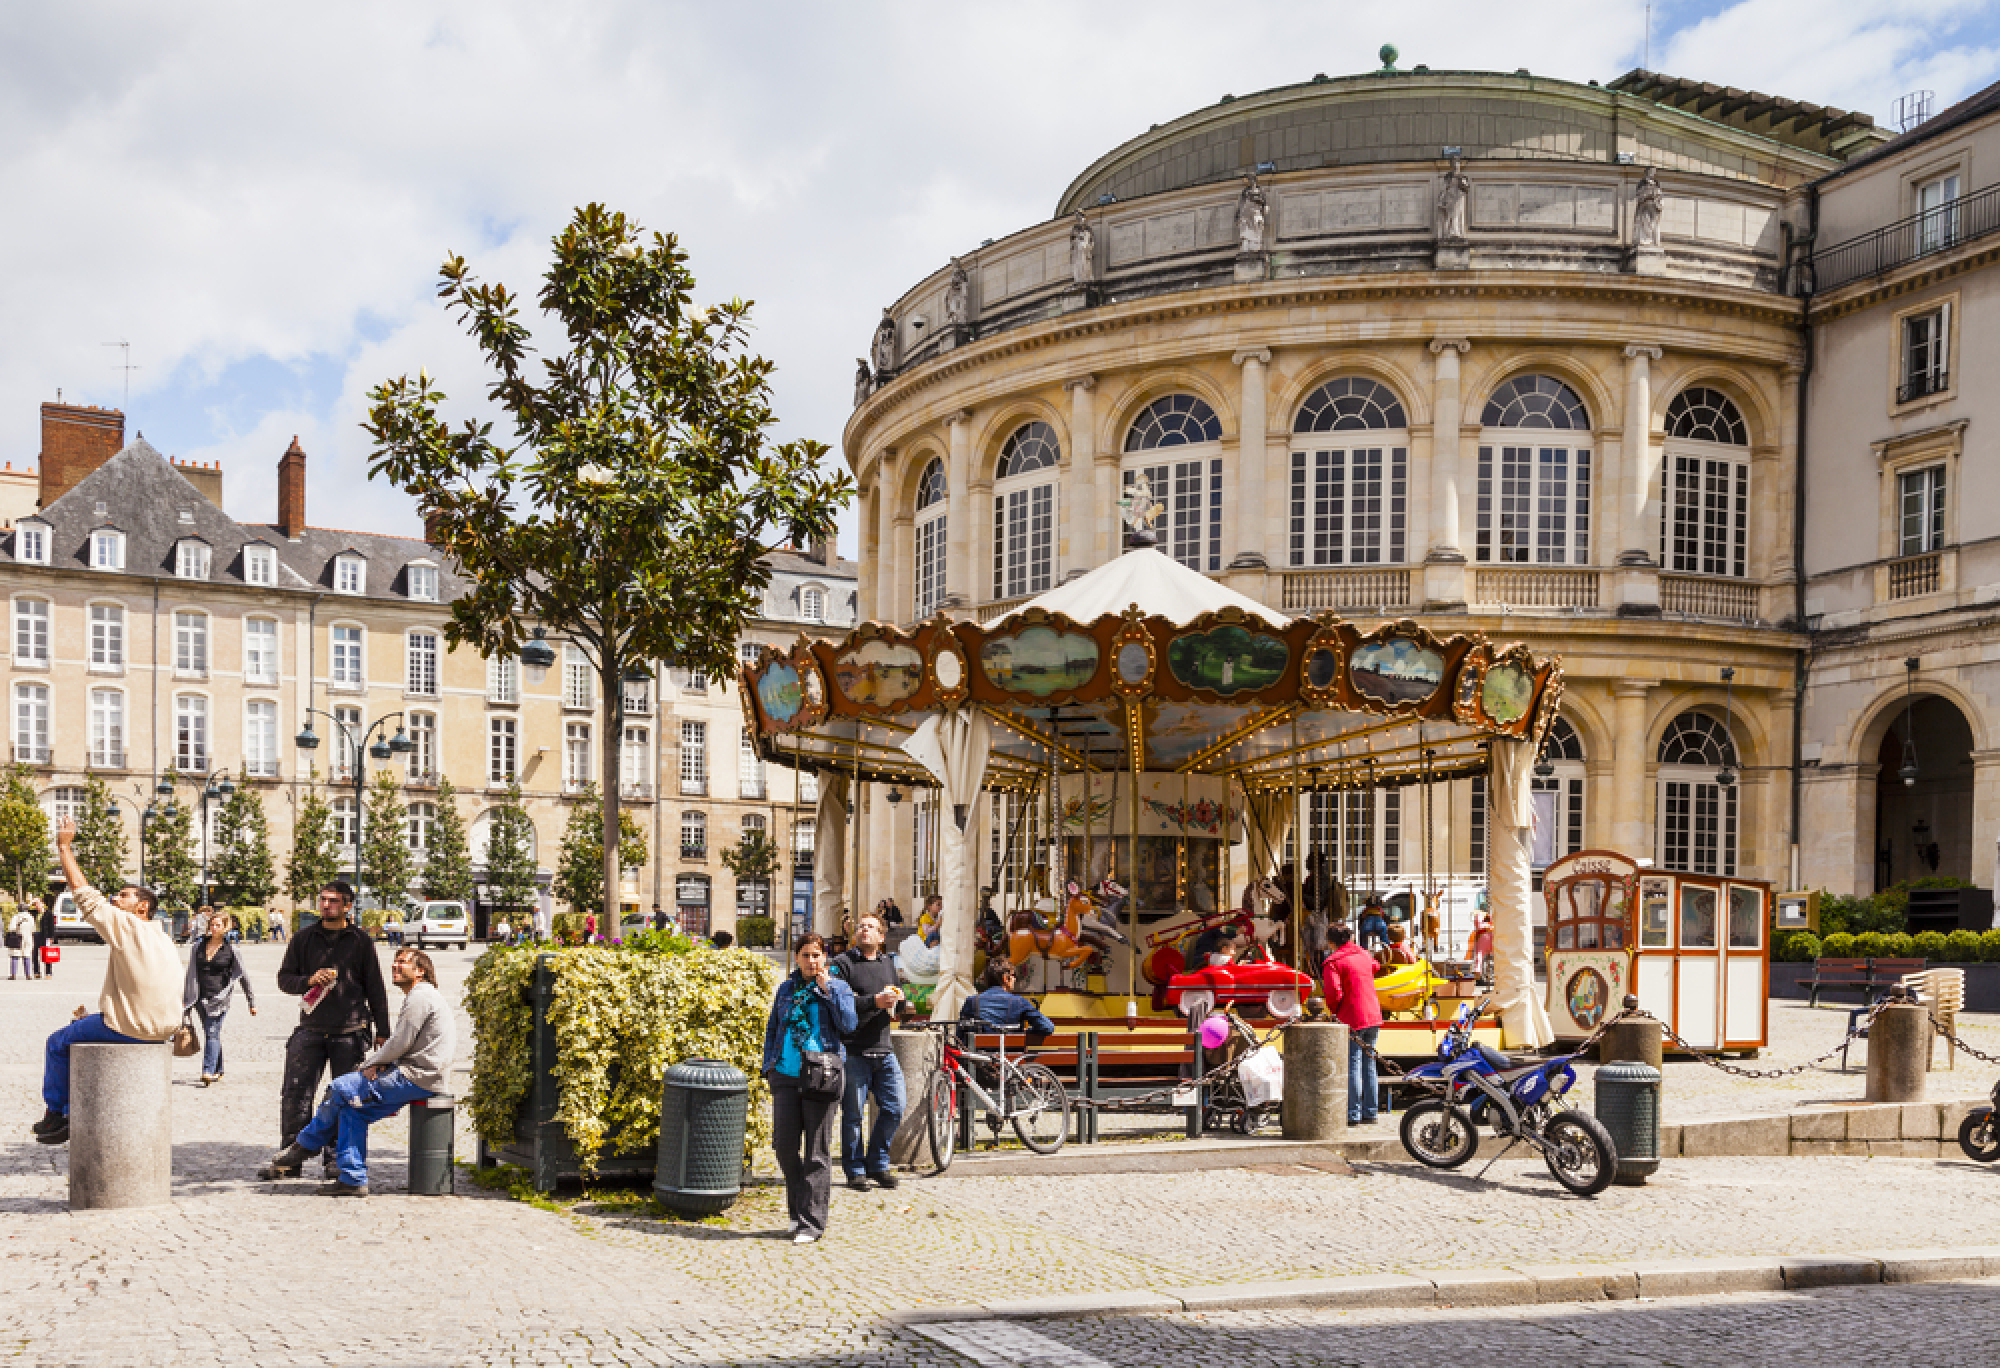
[600, 650, 624, 943]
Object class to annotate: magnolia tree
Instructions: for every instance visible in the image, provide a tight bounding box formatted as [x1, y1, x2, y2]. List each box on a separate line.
[367, 204, 850, 941]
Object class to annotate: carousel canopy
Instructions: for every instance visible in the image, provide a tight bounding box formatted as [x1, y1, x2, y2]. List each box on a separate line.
[740, 548, 1562, 797]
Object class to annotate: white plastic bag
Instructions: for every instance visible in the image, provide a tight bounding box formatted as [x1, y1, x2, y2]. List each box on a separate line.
[1238, 1044, 1284, 1109]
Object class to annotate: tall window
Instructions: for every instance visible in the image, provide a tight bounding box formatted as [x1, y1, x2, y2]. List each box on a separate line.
[88, 603, 124, 669]
[333, 704, 362, 781]
[681, 810, 707, 858]
[914, 457, 948, 618]
[244, 700, 278, 777]
[176, 541, 211, 579]
[680, 720, 707, 795]
[1662, 387, 1750, 578]
[739, 730, 766, 800]
[683, 668, 708, 693]
[405, 632, 439, 695]
[175, 694, 209, 772]
[800, 587, 825, 622]
[332, 799, 358, 857]
[1302, 790, 1402, 884]
[564, 721, 591, 790]
[175, 611, 210, 676]
[1657, 711, 1737, 877]
[244, 617, 278, 685]
[1125, 394, 1225, 573]
[1531, 717, 1587, 873]
[330, 625, 363, 686]
[801, 770, 818, 803]
[1898, 466, 1947, 555]
[488, 716, 518, 783]
[244, 544, 277, 586]
[406, 710, 437, 781]
[13, 683, 50, 764]
[1917, 172, 1961, 255]
[621, 726, 648, 794]
[407, 802, 435, 856]
[992, 421, 1060, 599]
[487, 655, 519, 704]
[1289, 378, 1409, 566]
[1900, 304, 1950, 403]
[89, 689, 124, 768]
[13, 598, 49, 666]
[563, 644, 594, 708]
[1476, 375, 1592, 565]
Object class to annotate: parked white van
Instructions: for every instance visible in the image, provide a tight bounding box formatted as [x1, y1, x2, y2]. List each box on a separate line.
[51, 891, 97, 943]
[411, 900, 470, 949]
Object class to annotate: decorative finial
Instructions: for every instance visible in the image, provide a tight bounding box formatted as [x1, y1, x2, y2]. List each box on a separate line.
[1378, 43, 1400, 72]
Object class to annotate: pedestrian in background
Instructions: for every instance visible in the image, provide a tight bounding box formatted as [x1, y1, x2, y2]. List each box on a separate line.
[830, 911, 904, 1192]
[760, 932, 856, 1245]
[185, 909, 257, 1084]
[33, 899, 55, 979]
[7, 902, 35, 980]
[268, 907, 287, 942]
[1320, 924, 1384, 1127]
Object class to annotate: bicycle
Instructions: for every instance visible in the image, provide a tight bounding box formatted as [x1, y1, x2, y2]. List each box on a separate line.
[916, 1019, 1071, 1173]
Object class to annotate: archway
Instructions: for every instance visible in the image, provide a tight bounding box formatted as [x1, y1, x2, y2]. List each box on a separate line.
[1874, 695, 1976, 889]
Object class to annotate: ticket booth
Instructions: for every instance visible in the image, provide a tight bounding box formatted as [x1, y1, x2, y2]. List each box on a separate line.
[1543, 850, 1769, 1052]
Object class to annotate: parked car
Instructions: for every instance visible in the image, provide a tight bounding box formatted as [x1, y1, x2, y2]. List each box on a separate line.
[410, 900, 470, 949]
[51, 892, 99, 944]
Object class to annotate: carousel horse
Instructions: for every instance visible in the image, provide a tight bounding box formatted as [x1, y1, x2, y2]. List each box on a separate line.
[1008, 882, 1128, 975]
[1244, 877, 1288, 949]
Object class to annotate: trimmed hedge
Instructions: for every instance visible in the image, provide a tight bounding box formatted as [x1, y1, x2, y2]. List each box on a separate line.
[1774, 930, 1821, 963]
[736, 914, 776, 948]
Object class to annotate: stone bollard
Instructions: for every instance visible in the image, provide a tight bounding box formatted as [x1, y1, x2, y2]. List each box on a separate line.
[887, 1029, 939, 1168]
[1599, 1011, 1664, 1073]
[70, 1042, 173, 1210]
[1865, 1001, 1931, 1104]
[1281, 1021, 1349, 1141]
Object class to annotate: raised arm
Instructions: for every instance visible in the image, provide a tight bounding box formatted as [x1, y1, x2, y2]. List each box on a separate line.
[54, 817, 86, 892]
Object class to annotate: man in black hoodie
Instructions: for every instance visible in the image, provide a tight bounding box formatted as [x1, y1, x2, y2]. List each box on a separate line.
[259, 881, 390, 1179]
[829, 911, 904, 1191]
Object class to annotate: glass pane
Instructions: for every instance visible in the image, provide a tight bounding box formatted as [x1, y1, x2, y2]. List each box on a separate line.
[1556, 923, 1575, 949]
[1681, 885, 1718, 949]
[1577, 921, 1599, 950]
[1640, 878, 1672, 948]
[1728, 886, 1762, 949]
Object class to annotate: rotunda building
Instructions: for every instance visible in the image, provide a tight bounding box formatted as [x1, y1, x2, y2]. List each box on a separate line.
[841, 60, 1890, 918]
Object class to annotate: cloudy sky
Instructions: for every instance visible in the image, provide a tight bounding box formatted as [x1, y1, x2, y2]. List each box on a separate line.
[4, 0, 1996, 555]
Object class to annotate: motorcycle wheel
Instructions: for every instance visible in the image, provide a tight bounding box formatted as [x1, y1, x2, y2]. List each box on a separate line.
[1399, 1101, 1478, 1169]
[1542, 1109, 1617, 1197]
[1957, 1111, 2000, 1162]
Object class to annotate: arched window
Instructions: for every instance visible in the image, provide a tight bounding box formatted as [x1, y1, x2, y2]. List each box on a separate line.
[1662, 387, 1750, 578]
[913, 458, 947, 618]
[1532, 718, 1586, 873]
[1125, 396, 1223, 572]
[1657, 711, 1738, 876]
[993, 422, 1060, 598]
[1477, 375, 1592, 565]
[1289, 378, 1409, 566]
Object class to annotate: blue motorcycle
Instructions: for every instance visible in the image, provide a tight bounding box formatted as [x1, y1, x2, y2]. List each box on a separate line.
[1397, 996, 1618, 1197]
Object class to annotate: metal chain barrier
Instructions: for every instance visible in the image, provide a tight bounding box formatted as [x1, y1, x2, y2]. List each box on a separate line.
[1068, 1018, 1290, 1112]
[1924, 1008, 2000, 1068]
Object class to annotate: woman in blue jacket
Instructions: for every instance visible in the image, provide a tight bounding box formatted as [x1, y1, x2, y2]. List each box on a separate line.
[760, 932, 858, 1244]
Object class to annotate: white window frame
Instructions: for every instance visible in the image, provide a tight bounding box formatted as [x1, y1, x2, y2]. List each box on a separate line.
[487, 655, 520, 705]
[1916, 171, 1962, 255]
[407, 561, 439, 602]
[14, 682, 50, 764]
[564, 720, 592, 790]
[334, 555, 366, 595]
[681, 810, 707, 856]
[914, 457, 948, 620]
[406, 630, 439, 696]
[992, 423, 1062, 599]
[563, 644, 595, 709]
[87, 603, 125, 672]
[90, 530, 125, 571]
[174, 693, 210, 773]
[174, 610, 210, 677]
[739, 729, 766, 800]
[680, 720, 707, 795]
[621, 725, 649, 794]
[331, 798, 358, 856]
[406, 710, 437, 782]
[244, 699, 279, 777]
[1662, 447, 1750, 578]
[1122, 459, 1222, 574]
[407, 801, 435, 856]
[1656, 713, 1738, 878]
[333, 705, 363, 782]
[1288, 446, 1410, 566]
[15, 522, 48, 565]
[488, 716, 518, 784]
[13, 598, 50, 667]
[243, 617, 279, 686]
[800, 586, 825, 623]
[1896, 299, 1952, 406]
[1475, 443, 1593, 565]
[244, 544, 277, 587]
[1898, 464, 1947, 557]
[88, 688, 124, 768]
[176, 541, 211, 580]
[330, 624, 364, 688]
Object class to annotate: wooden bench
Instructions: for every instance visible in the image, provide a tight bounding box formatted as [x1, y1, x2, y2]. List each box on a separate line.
[966, 1022, 1223, 1143]
[1806, 956, 1928, 1008]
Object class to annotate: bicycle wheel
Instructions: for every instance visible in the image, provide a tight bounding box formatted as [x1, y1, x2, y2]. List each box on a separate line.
[1005, 1061, 1070, 1155]
[1541, 1109, 1617, 1197]
[925, 1070, 958, 1174]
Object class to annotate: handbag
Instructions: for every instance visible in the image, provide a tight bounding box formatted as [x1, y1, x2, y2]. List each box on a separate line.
[171, 1012, 200, 1058]
[3, 930, 19, 950]
[40, 944, 60, 964]
[798, 1050, 843, 1098]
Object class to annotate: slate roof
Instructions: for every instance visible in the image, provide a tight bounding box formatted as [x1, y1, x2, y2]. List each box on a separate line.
[1813, 77, 2000, 184]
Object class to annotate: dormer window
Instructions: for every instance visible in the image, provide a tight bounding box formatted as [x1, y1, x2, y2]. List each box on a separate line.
[334, 555, 365, 594]
[176, 540, 211, 580]
[14, 522, 48, 565]
[244, 545, 277, 586]
[91, 529, 125, 571]
[407, 562, 439, 602]
[800, 586, 825, 623]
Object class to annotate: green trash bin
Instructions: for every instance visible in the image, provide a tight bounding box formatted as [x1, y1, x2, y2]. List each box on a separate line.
[1593, 1060, 1662, 1187]
[654, 1059, 749, 1217]
[407, 1094, 456, 1196]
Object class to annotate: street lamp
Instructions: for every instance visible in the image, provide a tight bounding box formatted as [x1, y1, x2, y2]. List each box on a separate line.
[1716, 667, 1738, 789]
[1899, 657, 1922, 788]
[196, 770, 237, 907]
[294, 708, 414, 905]
[104, 789, 171, 888]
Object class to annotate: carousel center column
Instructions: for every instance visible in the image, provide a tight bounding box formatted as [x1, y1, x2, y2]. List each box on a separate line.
[1611, 679, 1656, 858]
[1424, 338, 1471, 611]
[1231, 348, 1271, 574]
[1065, 376, 1098, 573]
[1613, 344, 1663, 616]
[1489, 739, 1554, 1047]
[945, 411, 973, 611]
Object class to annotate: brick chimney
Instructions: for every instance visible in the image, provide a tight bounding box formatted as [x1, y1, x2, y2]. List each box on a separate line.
[38, 402, 125, 508]
[277, 437, 306, 539]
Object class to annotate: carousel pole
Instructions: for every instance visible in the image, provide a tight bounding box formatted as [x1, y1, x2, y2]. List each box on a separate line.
[1126, 698, 1142, 1011]
[849, 731, 863, 940]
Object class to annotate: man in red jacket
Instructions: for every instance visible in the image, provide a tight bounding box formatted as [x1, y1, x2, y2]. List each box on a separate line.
[1320, 924, 1386, 1125]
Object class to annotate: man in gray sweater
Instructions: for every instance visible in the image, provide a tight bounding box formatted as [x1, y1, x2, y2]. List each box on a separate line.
[261, 947, 456, 1197]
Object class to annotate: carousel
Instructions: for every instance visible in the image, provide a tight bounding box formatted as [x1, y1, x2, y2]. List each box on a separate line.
[740, 511, 1566, 1051]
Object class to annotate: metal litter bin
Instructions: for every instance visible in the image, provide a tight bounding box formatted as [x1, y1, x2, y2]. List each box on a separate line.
[653, 1059, 749, 1217]
[1593, 1060, 1662, 1186]
[408, 1094, 456, 1196]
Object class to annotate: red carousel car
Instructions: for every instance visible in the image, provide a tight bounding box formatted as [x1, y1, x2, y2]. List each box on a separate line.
[1163, 949, 1315, 1020]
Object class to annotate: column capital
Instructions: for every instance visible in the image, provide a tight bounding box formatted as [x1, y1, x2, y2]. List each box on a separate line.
[1429, 337, 1471, 355]
[1612, 678, 1658, 699]
[944, 410, 973, 427]
[1063, 374, 1097, 393]
[1231, 348, 1272, 367]
[1623, 344, 1663, 362]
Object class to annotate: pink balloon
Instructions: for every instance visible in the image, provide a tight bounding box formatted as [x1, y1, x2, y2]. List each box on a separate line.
[1199, 1015, 1230, 1050]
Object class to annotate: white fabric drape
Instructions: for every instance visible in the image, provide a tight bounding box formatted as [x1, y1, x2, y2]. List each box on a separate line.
[812, 772, 849, 938]
[1240, 786, 1294, 878]
[900, 709, 992, 1020]
[1489, 740, 1553, 1047]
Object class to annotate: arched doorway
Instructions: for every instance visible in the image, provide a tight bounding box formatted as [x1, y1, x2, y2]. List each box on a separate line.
[1874, 695, 1976, 889]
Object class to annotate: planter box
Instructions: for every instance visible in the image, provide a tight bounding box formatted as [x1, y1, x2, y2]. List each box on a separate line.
[476, 955, 659, 1193]
[1769, 960, 2000, 1013]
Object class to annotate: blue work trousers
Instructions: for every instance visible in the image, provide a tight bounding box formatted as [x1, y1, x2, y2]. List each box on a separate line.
[839, 1050, 905, 1178]
[1348, 1025, 1380, 1124]
[293, 1067, 432, 1188]
[43, 1013, 145, 1116]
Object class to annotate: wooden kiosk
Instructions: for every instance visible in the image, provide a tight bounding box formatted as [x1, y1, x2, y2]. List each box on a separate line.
[1542, 849, 1770, 1051]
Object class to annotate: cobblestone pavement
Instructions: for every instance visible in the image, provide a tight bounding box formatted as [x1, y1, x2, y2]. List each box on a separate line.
[5, 944, 2000, 1365]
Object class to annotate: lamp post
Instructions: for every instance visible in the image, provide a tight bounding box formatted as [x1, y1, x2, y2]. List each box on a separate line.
[104, 788, 174, 888]
[194, 770, 237, 907]
[293, 708, 414, 906]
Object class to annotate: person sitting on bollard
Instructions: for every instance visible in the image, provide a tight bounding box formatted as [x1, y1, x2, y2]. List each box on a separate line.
[31, 817, 183, 1146]
[1320, 923, 1386, 1127]
[260, 947, 456, 1198]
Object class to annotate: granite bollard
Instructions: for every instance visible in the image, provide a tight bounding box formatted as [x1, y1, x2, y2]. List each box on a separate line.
[887, 1028, 939, 1167]
[69, 1041, 173, 1210]
[1281, 1021, 1348, 1141]
[1865, 1002, 1930, 1105]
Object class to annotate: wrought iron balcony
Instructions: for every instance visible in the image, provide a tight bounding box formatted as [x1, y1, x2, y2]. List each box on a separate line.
[1808, 183, 2000, 292]
[1896, 368, 1949, 405]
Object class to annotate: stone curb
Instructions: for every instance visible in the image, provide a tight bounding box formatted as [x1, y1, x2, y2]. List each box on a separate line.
[891, 1244, 2000, 1324]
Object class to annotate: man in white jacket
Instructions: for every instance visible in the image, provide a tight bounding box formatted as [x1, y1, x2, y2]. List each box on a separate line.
[260, 946, 456, 1197]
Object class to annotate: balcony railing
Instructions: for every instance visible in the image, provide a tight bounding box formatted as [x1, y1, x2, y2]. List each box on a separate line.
[12, 743, 49, 766]
[680, 844, 707, 861]
[1887, 551, 1941, 600]
[242, 759, 280, 779]
[976, 595, 1031, 624]
[1473, 567, 1600, 610]
[1280, 567, 1413, 614]
[680, 777, 708, 797]
[1660, 574, 1758, 622]
[1808, 182, 2000, 291]
[620, 781, 654, 801]
[1897, 368, 1950, 405]
[87, 749, 127, 770]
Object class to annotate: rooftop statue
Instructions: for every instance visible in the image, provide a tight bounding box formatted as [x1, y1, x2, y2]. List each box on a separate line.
[852, 357, 873, 407]
[1436, 153, 1470, 244]
[870, 308, 897, 374]
[944, 257, 970, 326]
[1237, 170, 1269, 255]
[1069, 211, 1096, 285]
[1633, 168, 1664, 248]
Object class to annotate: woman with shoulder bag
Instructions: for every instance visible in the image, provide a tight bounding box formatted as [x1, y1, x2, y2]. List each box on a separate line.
[183, 910, 257, 1083]
[759, 932, 857, 1244]
[7, 903, 34, 980]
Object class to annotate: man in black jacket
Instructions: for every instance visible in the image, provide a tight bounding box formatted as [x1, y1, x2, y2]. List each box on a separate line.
[259, 881, 391, 1179]
[829, 911, 904, 1191]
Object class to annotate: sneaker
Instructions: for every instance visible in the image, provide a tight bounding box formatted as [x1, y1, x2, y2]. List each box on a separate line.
[199, 1074, 215, 1086]
[35, 1120, 68, 1145]
[870, 1170, 900, 1190]
[258, 1143, 310, 1180]
[792, 1232, 818, 1245]
[318, 1180, 369, 1198]
[31, 1109, 64, 1137]
[844, 1174, 870, 1192]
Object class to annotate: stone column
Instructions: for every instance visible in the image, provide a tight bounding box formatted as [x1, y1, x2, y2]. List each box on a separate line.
[1232, 349, 1271, 568]
[944, 412, 972, 610]
[1615, 345, 1663, 615]
[1765, 364, 1804, 618]
[1065, 376, 1097, 574]
[70, 1042, 172, 1210]
[1425, 338, 1471, 610]
[873, 464, 898, 624]
[1280, 1020, 1348, 1140]
[1611, 680, 1655, 857]
[1972, 749, 2000, 896]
